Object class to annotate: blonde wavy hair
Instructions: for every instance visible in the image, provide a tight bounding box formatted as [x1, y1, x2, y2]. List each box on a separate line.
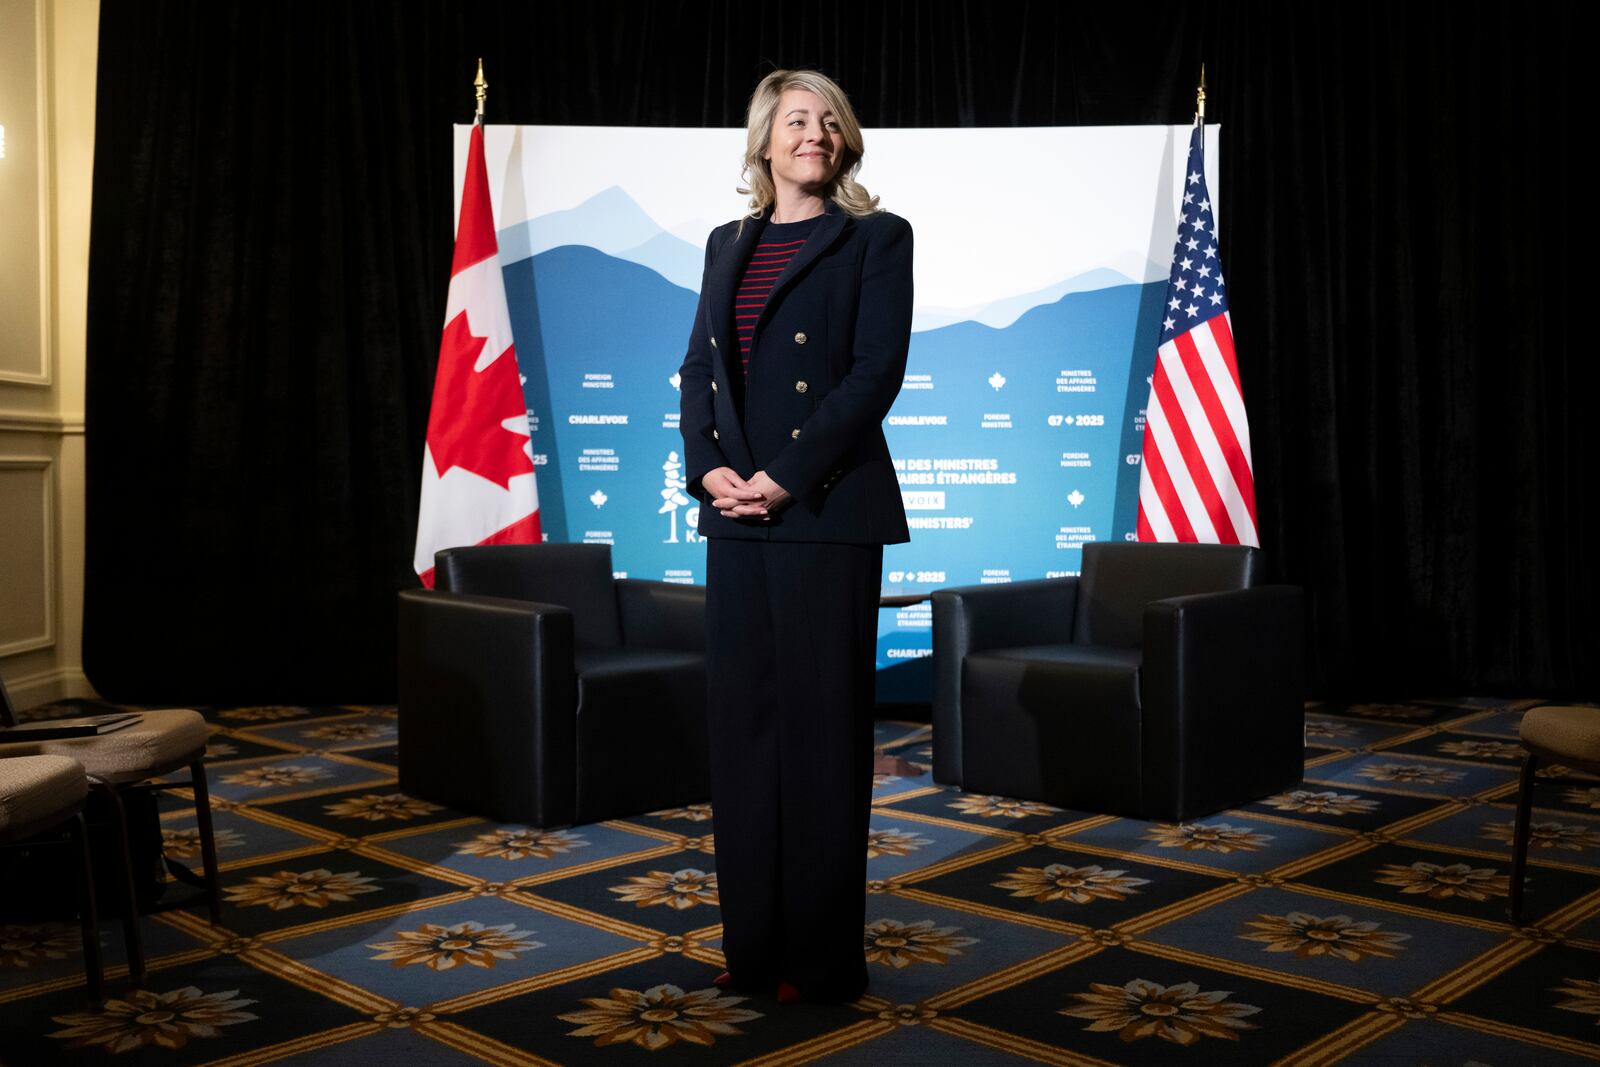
[738, 69, 879, 222]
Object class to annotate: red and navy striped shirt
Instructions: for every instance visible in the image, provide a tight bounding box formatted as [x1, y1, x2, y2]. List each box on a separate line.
[734, 214, 823, 382]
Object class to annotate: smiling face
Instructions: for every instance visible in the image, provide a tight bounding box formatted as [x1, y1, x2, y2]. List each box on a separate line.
[763, 88, 844, 200]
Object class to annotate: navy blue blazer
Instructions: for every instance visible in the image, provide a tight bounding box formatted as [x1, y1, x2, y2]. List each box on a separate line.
[678, 200, 913, 545]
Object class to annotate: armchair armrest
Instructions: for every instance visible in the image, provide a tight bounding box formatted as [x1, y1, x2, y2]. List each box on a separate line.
[397, 588, 579, 827]
[930, 578, 1079, 785]
[616, 579, 706, 653]
[1141, 584, 1305, 819]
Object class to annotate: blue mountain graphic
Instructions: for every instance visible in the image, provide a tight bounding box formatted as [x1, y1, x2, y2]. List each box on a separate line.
[503, 186, 1154, 334]
[913, 267, 1149, 332]
[522, 244, 698, 364]
[499, 186, 672, 266]
[912, 278, 1152, 362]
[500, 185, 707, 293]
[614, 230, 703, 292]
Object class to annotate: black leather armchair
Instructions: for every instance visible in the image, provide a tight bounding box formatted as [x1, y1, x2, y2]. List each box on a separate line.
[931, 542, 1304, 821]
[398, 544, 710, 828]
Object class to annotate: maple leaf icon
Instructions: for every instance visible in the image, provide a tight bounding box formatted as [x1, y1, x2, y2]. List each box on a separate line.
[1068, 490, 1085, 508]
[989, 372, 1006, 391]
[426, 311, 534, 489]
[590, 490, 608, 508]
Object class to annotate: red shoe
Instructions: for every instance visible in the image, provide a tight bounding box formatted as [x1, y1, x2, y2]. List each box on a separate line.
[776, 979, 803, 1004]
[713, 971, 734, 989]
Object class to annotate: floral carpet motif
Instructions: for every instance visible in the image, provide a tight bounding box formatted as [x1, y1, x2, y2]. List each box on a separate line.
[993, 863, 1150, 904]
[454, 827, 590, 861]
[1, 697, 1598, 1065]
[367, 920, 543, 971]
[862, 918, 979, 968]
[48, 985, 259, 1053]
[223, 868, 382, 911]
[558, 982, 762, 1051]
[1060, 977, 1260, 1045]
[1240, 911, 1410, 961]
[865, 827, 933, 858]
[609, 868, 719, 910]
[1263, 789, 1380, 816]
[1145, 820, 1274, 853]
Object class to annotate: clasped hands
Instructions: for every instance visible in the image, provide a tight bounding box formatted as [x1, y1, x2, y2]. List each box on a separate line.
[705, 467, 790, 520]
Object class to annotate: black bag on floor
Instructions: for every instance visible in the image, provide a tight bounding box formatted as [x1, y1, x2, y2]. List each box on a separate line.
[0, 785, 168, 920]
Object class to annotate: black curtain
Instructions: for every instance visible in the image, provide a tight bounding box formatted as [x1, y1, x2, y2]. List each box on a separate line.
[83, 1, 1588, 703]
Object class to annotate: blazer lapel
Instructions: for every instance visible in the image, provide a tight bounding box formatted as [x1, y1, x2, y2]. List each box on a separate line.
[754, 202, 848, 340]
[705, 219, 764, 383]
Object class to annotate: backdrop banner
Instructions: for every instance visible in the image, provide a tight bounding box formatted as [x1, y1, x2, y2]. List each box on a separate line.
[456, 124, 1220, 699]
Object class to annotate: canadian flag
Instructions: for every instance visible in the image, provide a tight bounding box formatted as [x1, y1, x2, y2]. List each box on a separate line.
[413, 122, 540, 587]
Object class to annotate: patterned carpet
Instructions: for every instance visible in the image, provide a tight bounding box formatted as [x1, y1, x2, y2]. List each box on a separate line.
[3, 697, 1600, 1065]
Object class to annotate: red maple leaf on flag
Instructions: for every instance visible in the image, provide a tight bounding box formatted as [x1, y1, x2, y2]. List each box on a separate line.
[425, 310, 535, 489]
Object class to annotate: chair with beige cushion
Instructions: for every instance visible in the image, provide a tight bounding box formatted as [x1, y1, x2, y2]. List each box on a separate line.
[0, 754, 105, 1005]
[0, 678, 222, 985]
[1509, 705, 1600, 921]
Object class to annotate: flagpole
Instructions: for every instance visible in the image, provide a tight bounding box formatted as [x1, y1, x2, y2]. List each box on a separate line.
[1195, 62, 1206, 124]
[474, 57, 487, 124]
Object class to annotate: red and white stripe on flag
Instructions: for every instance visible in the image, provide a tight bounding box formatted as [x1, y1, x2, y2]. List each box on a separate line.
[1136, 311, 1258, 546]
[413, 122, 541, 587]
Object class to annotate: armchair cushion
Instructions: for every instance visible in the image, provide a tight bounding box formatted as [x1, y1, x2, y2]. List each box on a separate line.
[576, 649, 706, 693]
[965, 645, 1142, 715]
[0, 709, 208, 785]
[616, 580, 707, 653]
[1519, 706, 1600, 768]
[0, 754, 87, 834]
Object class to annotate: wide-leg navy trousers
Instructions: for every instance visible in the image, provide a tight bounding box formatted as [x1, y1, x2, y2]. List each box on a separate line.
[704, 537, 883, 1001]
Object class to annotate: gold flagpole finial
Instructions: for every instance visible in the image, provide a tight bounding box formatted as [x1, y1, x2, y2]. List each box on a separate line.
[1196, 62, 1207, 122]
[474, 58, 488, 120]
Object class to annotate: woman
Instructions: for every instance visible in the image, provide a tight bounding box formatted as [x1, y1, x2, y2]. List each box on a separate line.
[677, 68, 913, 1004]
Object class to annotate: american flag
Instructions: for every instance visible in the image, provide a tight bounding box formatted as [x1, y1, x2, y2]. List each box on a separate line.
[1135, 122, 1258, 546]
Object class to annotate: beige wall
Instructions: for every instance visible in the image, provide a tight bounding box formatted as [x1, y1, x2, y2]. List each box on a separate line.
[0, 0, 98, 708]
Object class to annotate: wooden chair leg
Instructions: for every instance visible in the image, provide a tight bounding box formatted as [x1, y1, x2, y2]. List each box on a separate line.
[100, 785, 146, 987]
[188, 759, 223, 923]
[70, 811, 105, 1008]
[1508, 752, 1539, 922]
